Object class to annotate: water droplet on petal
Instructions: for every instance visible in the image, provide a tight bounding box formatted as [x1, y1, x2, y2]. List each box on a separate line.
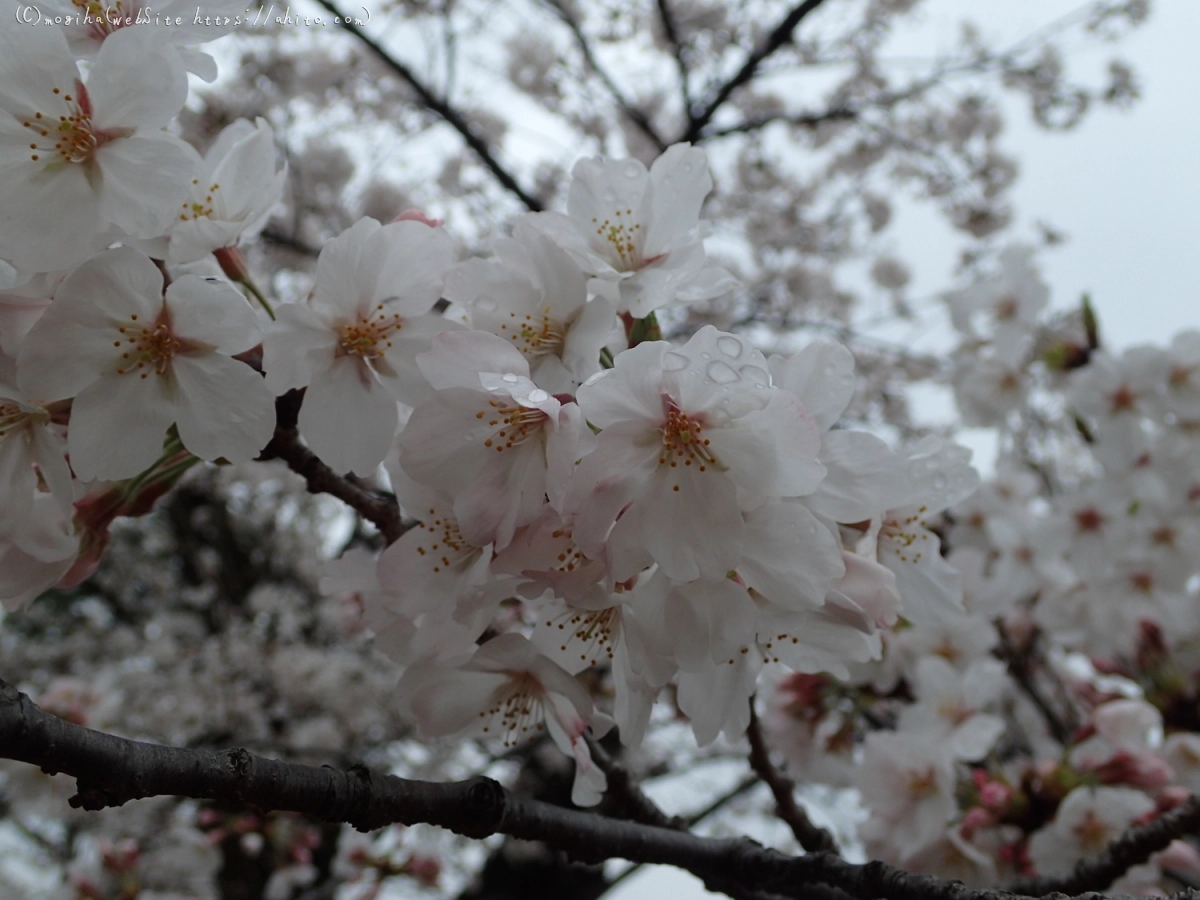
[528, 388, 548, 403]
[662, 351, 689, 371]
[582, 370, 609, 387]
[740, 364, 770, 388]
[716, 335, 744, 358]
[623, 162, 641, 178]
[476, 296, 497, 312]
[706, 360, 740, 384]
[701, 352, 711, 360]
[932, 474, 948, 490]
[682, 162, 694, 173]
[502, 373, 519, 383]
[603, 189, 617, 202]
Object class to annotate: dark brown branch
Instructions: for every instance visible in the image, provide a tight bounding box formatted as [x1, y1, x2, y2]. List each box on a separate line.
[680, 0, 832, 143]
[703, 105, 858, 138]
[746, 703, 838, 854]
[655, 0, 692, 116]
[310, 0, 543, 212]
[259, 226, 321, 258]
[1005, 794, 1200, 896]
[994, 624, 1077, 746]
[2, 678, 1192, 900]
[258, 392, 404, 545]
[586, 735, 683, 829]
[541, 0, 668, 151]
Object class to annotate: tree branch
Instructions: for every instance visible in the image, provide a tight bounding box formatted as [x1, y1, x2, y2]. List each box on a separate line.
[746, 703, 838, 854]
[680, 0, 832, 143]
[1004, 794, 1200, 896]
[258, 391, 404, 545]
[655, 0, 692, 118]
[1, 678, 1190, 900]
[310, 0, 543, 212]
[541, 0, 669, 151]
[994, 624, 1077, 746]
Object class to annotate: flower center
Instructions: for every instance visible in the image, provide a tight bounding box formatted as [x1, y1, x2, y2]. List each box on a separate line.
[336, 305, 404, 360]
[71, 0, 140, 37]
[481, 673, 546, 747]
[180, 181, 222, 221]
[0, 401, 43, 438]
[547, 607, 618, 667]
[591, 209, 643, 271]
[114, 313, 186, 378]
[412, 509, 478, 574]
[659, 407, 720, 474]
[499, 308, 566, 359]
[475, 400, 549, 453]
[881, 505, 931, 564]
[21, 81, 117, 167]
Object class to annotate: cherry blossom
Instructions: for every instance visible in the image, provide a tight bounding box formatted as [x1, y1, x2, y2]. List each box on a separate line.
[0, 354, 72, 529]
[1027, 787, 1155, 877]
[527, 143, 736, 317]
[0, 27, 196, 272]
[17, 248, 275, 481]
[396, 633, 613, 806]
[167, 117, 286, 264]
[443, 217, 618, 393]
[262, 217, 455, 475]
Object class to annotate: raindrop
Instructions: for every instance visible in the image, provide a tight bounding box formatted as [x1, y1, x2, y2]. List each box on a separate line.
[932, 474, 948, 490]
[476, 296, 497, 312]
[716, 335, 743, 358]
[502, 373, 519, 383]
[740, 364, 770, 388]
[706, 360, 740, 384]
[528, 388, 549, 403]
[582, 371, 609, 387]
[602, 189, 617, 202]
[662, 351, 689, 371]
[682, 162, 694, 173]
[700, 352, 712, 360]
[623, 162, 641, 179]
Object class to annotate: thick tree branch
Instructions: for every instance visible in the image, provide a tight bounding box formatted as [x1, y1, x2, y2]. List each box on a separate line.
[311, 0, 543, 212]
[1004, 794, 1200, 896]
[541, 0, 669, 151]
[2, 678, 1192, 900]
[680, 0, 831, 142]
[746, 703, 838, 854]
[258, 392, 404, 545]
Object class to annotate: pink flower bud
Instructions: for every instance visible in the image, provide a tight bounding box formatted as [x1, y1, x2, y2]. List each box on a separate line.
[961, 806, 995, 839]
[393, 208, 444, 228]
[980, 781, 1012, 811]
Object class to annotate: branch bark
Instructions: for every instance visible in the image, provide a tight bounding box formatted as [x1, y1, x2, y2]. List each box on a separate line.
[746, 703, 838, 854]
[310, 0, 543, 212]
[2, 677, 1190, 900]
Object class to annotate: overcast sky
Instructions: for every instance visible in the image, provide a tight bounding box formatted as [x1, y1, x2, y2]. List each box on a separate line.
[611, 3, 1198, 897]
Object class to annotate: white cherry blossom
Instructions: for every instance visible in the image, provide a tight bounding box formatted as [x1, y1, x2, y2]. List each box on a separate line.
[0, 27, 196, 272]
[1027, 787, 1155, 878]
[0, 354, 72, 529]
[527, 144, 736, 317]
[168, 118, 286, 263]
[262, 217, 455, 475]
[396, 633, 613, 806]
[17, 248, 275, 481]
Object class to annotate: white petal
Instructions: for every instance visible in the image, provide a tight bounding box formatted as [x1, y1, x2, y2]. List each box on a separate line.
[768, 340, 856, 432]
[643, 144, 712, 258]
[87, 28, 188, 129]
[167, 276, 263, 354]
[171, 354, 275, 463]
[67, 373, 174, 481]
[299, 356, 398, 476]
[740, 502, 844, 610]
[92, 132, 198, 239]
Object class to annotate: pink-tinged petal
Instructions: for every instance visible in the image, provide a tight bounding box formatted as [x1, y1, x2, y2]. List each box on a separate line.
[93, 132, 198, 239]
[806, 430, 909, 523]
[27, 422, 73, 517]
[170, 354, 275, 464]
[416, 329, 531, 391]
[166, 276, 263, 354]
[0, 502, 77, 610]
[575, 341, 666, 428]
[87, 28, 188, 129]
[17, 249, 164, 400]
[642, 143, 712, 258]
[67, 373, 174, 481]
[664, 576, 758, 669]
[740, 502, 844, 610]
[261, 303, 340, 394]
[705, 389, 824, 501]
[299, 356, 399, 476]
[545, 403, 594, 511]
[453, 443, 547, 550]
[0, 28, 78, 119]
[768, 340, 856, 432]
[881, 531, 965, 623]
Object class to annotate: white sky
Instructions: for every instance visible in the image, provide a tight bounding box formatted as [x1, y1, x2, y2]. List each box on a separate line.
[613, 3, 1199, 897]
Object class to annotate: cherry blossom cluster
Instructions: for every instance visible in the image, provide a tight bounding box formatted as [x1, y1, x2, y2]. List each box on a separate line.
[757, 245, 1200, 887]
[0, 9, 987, 812]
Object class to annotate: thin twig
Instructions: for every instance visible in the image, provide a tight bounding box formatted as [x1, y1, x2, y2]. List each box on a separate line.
[310, 0, 543, 212]
[746, 702, 838, 854]
[655, 0, 692, 116]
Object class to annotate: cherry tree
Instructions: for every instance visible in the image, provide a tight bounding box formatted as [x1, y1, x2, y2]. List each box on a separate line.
[9, 2, 1200, 900]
